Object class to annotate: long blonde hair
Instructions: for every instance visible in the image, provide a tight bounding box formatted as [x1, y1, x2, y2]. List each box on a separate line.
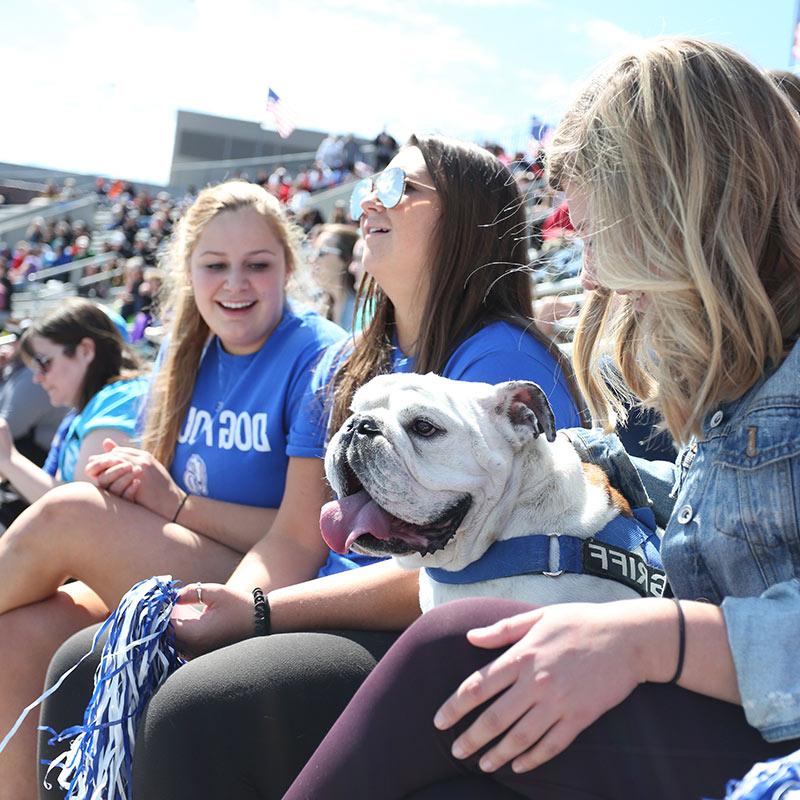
[141, 181, 305, 467]
[548, 37, 800, 443]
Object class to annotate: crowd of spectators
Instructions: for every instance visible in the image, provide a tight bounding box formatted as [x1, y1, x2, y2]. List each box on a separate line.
[0, 127, 584, 353]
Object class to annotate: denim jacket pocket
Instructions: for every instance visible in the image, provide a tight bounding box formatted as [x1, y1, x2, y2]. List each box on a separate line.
[713, 407, 800, 557]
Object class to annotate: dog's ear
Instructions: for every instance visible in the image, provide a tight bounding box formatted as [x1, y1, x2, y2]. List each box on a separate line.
[491, 381, 557, 448]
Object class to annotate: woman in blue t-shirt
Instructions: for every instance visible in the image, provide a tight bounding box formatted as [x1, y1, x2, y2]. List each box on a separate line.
[0, 182, 344, 797]
[0, 297, 148, 501]
[61, 135, 587, 799]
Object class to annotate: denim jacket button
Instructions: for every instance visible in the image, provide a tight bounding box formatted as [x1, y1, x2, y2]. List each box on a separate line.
[709, 410, 724, 428]
[677, 504, 693, 524]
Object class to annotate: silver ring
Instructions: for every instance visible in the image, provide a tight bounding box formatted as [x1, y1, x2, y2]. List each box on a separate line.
[194, 582, 203, 605]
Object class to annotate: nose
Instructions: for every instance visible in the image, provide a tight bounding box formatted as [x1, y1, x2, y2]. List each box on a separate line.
[224, 265, 250, 291]
[360, 186, 384, 217]
[354, 416, 381, 438]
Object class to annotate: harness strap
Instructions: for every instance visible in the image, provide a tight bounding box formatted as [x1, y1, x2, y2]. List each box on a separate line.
[425, 506, 668, 599]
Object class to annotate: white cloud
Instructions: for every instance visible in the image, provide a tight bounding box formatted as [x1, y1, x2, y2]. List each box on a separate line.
[574, 18, 647, 59]
[0, 2, 643, 185]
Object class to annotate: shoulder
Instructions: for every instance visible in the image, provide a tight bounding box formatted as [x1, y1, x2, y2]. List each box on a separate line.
[281, 304, 347, 350]
[444, 320, 560, 378]
[457, 320, 551, 356]
[84, 377, 149, 416]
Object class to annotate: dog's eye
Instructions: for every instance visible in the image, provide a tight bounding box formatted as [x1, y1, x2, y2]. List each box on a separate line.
[411, 418, 439, 437]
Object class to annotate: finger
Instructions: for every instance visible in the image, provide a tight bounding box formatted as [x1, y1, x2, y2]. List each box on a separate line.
[122, 478, 140, 502]
[474, 700, 557, 773]
[447, 682, 534, 761]
[94, 462, 135, 487]
[85, 455, 130, 477]
[102, 437, 119, 452]
[510, 719, 577, 774]
[175, 583, 224, 605]
[434, 656, 522, 732]
[105, 472, 139, 497]
[466, 609, 541, 649]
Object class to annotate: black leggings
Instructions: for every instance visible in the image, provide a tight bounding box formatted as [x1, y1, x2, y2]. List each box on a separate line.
[285, 598, 800, 800]
[38, 625, 399, 800]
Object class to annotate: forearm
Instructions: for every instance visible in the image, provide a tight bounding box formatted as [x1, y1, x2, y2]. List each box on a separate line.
[634, 598, 740, 704]
[268, 560, 422, 632]
[226, 528, 329, 594]
[0, 449, 59, 502]
[175, 494, 278, 552]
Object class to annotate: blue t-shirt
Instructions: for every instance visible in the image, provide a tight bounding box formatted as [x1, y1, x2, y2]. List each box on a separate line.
[58, 377, 150, 481]
[43, 411, 76, 477]
[169, 306, 345, 508]
[297, 320, 583, 575]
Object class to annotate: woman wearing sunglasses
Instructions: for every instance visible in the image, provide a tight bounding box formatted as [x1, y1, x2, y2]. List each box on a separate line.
[39, 134, 585, 800]
[309, 223, 360, 330]
[284, 39, 800, 800]
[0, 297, 148, 505]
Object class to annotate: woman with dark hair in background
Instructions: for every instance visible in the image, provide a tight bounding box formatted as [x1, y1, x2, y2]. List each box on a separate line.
[310, 223, 360, 330]
[0, 297, 147, 502]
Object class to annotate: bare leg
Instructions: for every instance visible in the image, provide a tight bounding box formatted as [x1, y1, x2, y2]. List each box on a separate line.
[0, 482, 247, 614]
[0, 583, 108, 800]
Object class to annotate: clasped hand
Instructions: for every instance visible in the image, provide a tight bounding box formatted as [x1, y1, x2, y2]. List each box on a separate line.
[84, 438, 183, 520]
[433, 602, 646, 775]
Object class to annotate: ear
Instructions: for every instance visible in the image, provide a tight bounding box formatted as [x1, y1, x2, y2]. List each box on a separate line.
[77, 336, 96, 364]
[491, 381, 557, 449]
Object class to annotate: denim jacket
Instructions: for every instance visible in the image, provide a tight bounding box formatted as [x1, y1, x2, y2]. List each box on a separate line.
[658, 339, 800, 742]
[566, 339, 800, 741]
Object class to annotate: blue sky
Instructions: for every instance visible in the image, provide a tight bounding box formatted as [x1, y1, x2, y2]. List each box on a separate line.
[3, 0, 797, 185]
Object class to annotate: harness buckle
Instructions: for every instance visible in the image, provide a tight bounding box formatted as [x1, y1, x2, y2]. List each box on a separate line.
[543, 534, 563, 577]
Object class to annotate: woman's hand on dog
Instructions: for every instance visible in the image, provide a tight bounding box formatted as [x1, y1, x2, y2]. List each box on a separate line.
[433, 600, 658, 774]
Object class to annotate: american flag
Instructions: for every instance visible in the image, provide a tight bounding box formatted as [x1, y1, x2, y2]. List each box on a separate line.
[266, 88, 296, 139]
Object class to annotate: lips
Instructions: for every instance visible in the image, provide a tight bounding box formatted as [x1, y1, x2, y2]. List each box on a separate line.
[217, 300, 256, 311]
[362, 218, 390, 236]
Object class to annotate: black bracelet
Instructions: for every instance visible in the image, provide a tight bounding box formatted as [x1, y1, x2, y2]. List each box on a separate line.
[669, 598, 686, 684]
[252, 587, 271, 636]
[171, 491, 189, 524]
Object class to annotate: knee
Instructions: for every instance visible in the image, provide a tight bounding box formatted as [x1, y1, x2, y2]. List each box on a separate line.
[5, 482, 107, 551]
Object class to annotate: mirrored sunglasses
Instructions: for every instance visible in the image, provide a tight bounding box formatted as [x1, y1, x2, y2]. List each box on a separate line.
[348, 167, 409, 221]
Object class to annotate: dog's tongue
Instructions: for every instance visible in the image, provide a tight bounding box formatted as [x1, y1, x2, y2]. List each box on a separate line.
[320, 490, 394, 553]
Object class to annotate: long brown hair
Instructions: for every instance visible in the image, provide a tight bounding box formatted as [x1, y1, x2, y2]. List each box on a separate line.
[548, 38, 800, 442]
[141, 180, 305, 468]
[329, 134, 583, 434]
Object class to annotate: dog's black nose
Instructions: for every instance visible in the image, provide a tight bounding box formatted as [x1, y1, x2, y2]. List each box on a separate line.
[355, 416, 381, 438]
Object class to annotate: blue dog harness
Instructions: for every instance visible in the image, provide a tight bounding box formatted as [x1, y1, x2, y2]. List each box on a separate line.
[425, 507, 669, 599]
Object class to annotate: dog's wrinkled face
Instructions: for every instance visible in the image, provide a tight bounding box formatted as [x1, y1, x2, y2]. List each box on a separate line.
[320, 373, 556, 570]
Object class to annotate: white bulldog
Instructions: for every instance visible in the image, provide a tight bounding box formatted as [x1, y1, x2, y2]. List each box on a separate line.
[320, 373, 665, 611]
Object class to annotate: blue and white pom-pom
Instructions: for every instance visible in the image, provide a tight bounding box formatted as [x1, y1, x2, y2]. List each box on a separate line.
[720, 748, 800, 799]
[0, 575, 185, 800]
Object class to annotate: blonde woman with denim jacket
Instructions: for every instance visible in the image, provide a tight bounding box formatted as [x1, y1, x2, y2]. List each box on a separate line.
[284, 38, 800, 800]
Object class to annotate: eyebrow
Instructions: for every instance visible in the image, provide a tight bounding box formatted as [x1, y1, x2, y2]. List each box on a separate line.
[198, 248, 277, 257]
